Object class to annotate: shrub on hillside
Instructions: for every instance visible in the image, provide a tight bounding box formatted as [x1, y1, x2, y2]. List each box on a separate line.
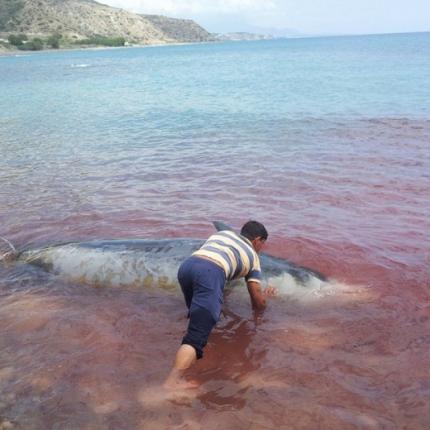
[77, 35, 126, 47]
[47, 33, 62, 48]
[8, 33, 27, 46]
[19, 37, 44, 51]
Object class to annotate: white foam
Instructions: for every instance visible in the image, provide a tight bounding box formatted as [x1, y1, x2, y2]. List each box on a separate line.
[262, 273, 373, 304]
[23, 245, 179, 289]
[267, 273, 327, 300]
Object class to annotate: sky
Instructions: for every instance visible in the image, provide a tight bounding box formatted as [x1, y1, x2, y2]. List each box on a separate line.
[102, 0, 430, 36]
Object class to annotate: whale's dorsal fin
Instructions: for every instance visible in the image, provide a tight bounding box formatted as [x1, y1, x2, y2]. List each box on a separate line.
[212, 221, 235, 232]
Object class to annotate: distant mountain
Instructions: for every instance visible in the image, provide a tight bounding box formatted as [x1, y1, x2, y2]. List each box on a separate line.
[264, 29, 304, 38]
[214, 32, 274, 42]
[0, 0, 213, 44]
[240, 25, 307, 39]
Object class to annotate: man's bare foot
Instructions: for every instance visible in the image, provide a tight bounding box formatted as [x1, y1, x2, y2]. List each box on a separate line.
[163, 369, 199, 391]
[163, 378, 199, 391]
[138, 383, 198, 406]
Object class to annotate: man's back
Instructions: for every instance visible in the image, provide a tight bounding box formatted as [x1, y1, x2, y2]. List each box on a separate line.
[192, 230, 261, 283]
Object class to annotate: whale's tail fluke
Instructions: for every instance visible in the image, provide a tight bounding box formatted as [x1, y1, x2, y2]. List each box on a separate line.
[0, 236, 18, 263]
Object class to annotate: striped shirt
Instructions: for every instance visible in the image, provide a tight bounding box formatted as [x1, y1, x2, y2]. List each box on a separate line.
[192, 230, 262, 283]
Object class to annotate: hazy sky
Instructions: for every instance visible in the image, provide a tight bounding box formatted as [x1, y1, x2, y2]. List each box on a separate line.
[102, 0, 430, 36]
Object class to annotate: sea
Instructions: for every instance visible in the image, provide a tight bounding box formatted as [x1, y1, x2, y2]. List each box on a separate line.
[0, 32, 429, 429]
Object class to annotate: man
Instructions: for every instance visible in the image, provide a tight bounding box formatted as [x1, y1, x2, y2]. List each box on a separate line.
[164, 220, 277, 390]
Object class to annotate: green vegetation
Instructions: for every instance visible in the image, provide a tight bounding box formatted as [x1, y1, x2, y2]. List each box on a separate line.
[19, 37, 44, 51]
[6, 33, 61, 51]
[2, 32, 126, 53]
[7, 33, 27, 46]
[46, 33, 62, 49]
[0, 40, 10, 50]
[77, 35, 126, 47]
[0, 0, 25, 31]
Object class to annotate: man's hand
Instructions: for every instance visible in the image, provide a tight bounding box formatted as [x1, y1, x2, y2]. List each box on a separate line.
[247, 282, 278, 311]
[263, 286, 278, 297]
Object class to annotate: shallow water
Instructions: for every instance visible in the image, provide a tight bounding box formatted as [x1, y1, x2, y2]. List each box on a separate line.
[1, 33, 430, 429]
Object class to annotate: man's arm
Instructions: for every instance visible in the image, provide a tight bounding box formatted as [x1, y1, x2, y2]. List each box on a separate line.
[247, 281, 266, 310]
[247, 281, 277, 310]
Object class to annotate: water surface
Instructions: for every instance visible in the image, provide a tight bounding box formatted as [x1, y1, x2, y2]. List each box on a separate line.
[1, 33, 429, 429]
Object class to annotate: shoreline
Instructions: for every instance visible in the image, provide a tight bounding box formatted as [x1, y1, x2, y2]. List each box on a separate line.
[1, 30, 428, 57]
[0, 40, 217, 57]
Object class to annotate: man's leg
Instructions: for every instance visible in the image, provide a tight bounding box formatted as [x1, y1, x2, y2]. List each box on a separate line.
[173, 344, 198, 369]
[163, 345, 198, 390]
[164, 305, 217, 389]
[178, 257, 194, 310]
[164, 258, 224, 390]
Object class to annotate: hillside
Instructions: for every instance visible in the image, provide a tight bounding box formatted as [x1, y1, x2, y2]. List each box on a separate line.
[143, 15, 212, 43]
[0, 0, 213, 45]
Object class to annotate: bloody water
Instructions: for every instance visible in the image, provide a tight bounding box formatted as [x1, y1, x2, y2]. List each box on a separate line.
[1, 35, 430, 429]
[1, 116, 429, 429]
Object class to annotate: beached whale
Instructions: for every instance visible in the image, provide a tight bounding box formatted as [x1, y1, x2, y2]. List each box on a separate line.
[2, 222, 326, 294]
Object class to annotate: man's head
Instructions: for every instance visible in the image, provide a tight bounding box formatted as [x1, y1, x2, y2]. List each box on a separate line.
[240, 220, 268, 253]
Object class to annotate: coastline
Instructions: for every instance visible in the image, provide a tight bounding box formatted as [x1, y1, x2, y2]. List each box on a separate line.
[2, 30, 429, 57]
[0, 40, 218, 57]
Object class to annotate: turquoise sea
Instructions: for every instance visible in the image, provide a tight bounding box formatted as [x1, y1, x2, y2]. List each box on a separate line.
[1, 33, 429, 429]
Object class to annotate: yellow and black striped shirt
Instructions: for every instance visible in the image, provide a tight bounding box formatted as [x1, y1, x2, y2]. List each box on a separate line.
[193, 230, 261, 283]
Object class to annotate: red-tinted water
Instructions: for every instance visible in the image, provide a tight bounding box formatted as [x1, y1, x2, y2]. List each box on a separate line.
[0, 117, 429, 429]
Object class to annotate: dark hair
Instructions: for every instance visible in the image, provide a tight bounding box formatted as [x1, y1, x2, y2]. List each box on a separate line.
[240, 220, 268, 241]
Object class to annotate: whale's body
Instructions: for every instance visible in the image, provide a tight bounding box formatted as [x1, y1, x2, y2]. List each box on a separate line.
[18, 238, 204, 289]
[12, 222, 327, 294]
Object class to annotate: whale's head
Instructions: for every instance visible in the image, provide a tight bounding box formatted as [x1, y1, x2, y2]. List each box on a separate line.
[212, 220, 327, 292]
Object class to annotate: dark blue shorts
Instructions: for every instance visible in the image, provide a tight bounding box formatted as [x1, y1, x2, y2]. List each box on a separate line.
[177, 256, 226, 359]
